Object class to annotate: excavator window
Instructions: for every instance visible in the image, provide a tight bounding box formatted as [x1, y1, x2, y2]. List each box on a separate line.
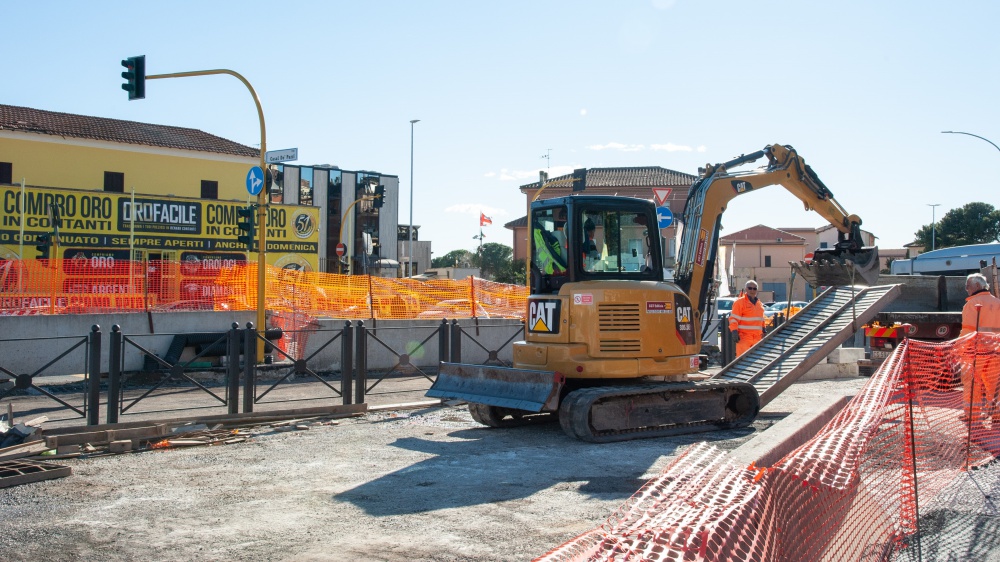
[530, 206, 570, 294]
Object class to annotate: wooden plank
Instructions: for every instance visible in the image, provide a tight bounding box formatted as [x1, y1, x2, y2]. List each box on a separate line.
[42, 403, 368, 437]
[0, 441, 51, 462]
[45, 430, 108, 449]
[0, 460, 71, 488]
[106, 425, 168, 443]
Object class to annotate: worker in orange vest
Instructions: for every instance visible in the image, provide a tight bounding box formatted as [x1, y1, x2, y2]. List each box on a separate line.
[958, 273, 1000, 423]
[729, 280, 767, 356]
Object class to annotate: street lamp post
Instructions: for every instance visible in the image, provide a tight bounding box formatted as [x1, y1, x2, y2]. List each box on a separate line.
[941, 130, 1000, 154]
[927, 203, 940, 251]
[409, 119, 420, 277]
[938, 130, 1000, 252]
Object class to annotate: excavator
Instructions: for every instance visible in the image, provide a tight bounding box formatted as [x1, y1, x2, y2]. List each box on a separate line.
[427, 144, 880, 442]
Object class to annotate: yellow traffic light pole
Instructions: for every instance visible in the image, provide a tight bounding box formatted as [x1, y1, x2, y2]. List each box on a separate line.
[146, 68, 268, 362]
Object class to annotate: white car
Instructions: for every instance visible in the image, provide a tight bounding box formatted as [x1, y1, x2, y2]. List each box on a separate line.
[715, 297, 738, 319]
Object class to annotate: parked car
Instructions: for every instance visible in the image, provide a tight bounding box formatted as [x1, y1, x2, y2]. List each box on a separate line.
[417, 299, 491, 319]
[715, 296, 738, 319]
[765, 301, 808, 318]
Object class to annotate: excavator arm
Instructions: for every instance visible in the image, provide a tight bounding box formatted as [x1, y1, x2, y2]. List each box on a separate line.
[674, 144, 879, 327]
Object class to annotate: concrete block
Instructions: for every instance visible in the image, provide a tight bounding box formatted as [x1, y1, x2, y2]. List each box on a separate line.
[109, 440, 132, 454]
[800, 362, 859, 381]
[827, 348, 865, 364]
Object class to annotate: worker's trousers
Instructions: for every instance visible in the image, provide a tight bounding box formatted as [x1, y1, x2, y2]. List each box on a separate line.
[736, 330, 763, 357]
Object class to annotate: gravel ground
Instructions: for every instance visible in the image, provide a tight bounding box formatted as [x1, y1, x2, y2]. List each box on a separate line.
[0, 377, 867, 562]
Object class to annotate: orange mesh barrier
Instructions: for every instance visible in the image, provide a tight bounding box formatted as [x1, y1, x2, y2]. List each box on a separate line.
[537, 332, 1000, 562]
[270, 310, 320, 360]
[0, 259, 527, 320]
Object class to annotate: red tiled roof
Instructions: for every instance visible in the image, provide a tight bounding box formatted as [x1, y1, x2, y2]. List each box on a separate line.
[720, 225, 806, 244]
[520, 166, 697, 190]
[0, 104, 259, 158]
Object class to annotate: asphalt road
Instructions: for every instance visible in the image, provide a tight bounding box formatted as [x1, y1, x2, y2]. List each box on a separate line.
[0, 375, 868, 562]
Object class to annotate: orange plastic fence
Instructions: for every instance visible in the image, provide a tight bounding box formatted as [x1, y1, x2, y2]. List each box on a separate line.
[0, 259, 528, 320]
[537, 332, 1000, 561]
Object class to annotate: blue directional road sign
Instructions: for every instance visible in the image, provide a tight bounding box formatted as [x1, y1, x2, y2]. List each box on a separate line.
[246, 166, 265, 196]
[657, 206, 673, 229]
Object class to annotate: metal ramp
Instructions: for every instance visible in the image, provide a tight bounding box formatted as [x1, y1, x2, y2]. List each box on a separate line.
[710, 285, 901, 407]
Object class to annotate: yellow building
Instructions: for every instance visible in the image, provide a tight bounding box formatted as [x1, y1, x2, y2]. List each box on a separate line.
[0, 104, 319, 272]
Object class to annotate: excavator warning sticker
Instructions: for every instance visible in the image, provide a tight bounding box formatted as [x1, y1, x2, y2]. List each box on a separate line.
[573, 293, 593, 305]
[528, 299, 561, 333]
[695, 229, 708, 266]
[674, 294, 696, 345]
[646, 301, 671, 313]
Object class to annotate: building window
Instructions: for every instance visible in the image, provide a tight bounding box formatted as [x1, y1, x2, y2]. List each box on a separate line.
[201, 180, 218, 199]
[764, 255, 772, 267]
[763, 282, 785, 301]
[820, 242, 828, 248]
[0, 162, 11, 184]
[104, 171, 124, 192]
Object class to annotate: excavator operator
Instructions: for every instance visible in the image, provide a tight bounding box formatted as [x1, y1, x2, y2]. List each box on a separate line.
[533, 208, 568, 276]
[729, 280, 767, 356]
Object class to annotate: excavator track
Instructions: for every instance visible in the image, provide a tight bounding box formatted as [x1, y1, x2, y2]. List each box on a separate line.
[558, 380, 760, 443]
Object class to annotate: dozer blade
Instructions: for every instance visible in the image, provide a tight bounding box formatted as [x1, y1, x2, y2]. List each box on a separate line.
[791, 246, 880, 287]
[427, 363, 565, 412]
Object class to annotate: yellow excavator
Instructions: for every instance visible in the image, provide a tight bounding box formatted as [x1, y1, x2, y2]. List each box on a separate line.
[427, 144, 879, 442]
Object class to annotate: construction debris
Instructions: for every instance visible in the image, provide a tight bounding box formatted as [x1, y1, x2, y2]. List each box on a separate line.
[0, 405, 366, 488]
[0, 459, 71, 488]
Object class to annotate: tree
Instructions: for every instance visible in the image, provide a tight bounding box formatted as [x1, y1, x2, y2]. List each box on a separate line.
[474, 242, 513, 280]
[912, 202, 1000, 249]
[432, 249, 474, 269]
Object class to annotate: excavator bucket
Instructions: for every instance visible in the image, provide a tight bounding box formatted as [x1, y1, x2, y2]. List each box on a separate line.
[427, 363, 565, 412]
[791, 246, 880, 287]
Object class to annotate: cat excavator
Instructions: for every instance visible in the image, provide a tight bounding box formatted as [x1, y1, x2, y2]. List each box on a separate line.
[427, 143, 879, 442]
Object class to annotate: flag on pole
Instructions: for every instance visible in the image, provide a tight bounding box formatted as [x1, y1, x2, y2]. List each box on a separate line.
[480, 212, 492, 227]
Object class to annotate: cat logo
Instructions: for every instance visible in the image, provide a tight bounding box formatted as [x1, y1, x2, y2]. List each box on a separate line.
[731, 180, 754, 194]
[528, 299, 561, 334]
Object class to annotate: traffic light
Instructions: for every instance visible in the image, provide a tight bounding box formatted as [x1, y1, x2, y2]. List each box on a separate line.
[572, 168, 587, 192]
[121, 55, 146, 101]
[35, 233, 51, 260]
[237, 205, 256, 251]
[373, 184, 385, 208]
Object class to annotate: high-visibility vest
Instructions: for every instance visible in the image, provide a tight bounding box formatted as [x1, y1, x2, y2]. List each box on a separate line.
[728, 295, 766, 334]
[533, 228, 567, 275]
[961, 290, 1000, 335]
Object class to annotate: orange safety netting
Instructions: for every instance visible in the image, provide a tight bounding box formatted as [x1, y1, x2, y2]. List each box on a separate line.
[537, 332, 1000, 562]
[0, 259, 528, 320]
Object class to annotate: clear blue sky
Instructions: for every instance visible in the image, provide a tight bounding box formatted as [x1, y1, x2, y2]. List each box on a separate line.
[6, 1, 999, 256]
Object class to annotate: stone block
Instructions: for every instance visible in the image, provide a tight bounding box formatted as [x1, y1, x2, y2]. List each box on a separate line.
[827, 347, 866, 364]
[800, 362, 859, 381]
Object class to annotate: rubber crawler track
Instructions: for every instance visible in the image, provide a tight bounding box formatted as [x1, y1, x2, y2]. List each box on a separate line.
[558, 380, 760, 443]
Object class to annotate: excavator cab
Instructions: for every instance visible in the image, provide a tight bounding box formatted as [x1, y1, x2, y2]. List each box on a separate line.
[529, 198, 662, 295]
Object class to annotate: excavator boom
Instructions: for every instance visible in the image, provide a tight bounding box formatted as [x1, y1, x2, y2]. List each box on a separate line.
[675, 143, 879, 326]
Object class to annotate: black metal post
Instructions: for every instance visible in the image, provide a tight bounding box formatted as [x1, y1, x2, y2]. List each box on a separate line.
[450, 320, 462, 363]
[227, 322, 240, 414]
[438, 319, 449, 365]
[355, 321, 367, 404]
[341, 321, 353, 405]
[242, 322, 256, 413]
[107, 325, 122, 424]
[87, 325, 102, 425]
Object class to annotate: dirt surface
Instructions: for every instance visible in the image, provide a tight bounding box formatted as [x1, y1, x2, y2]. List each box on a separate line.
[0, 376, 870, 562]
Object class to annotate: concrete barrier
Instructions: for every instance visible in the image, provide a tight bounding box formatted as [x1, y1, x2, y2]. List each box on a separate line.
[0, 312, 523, 377]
